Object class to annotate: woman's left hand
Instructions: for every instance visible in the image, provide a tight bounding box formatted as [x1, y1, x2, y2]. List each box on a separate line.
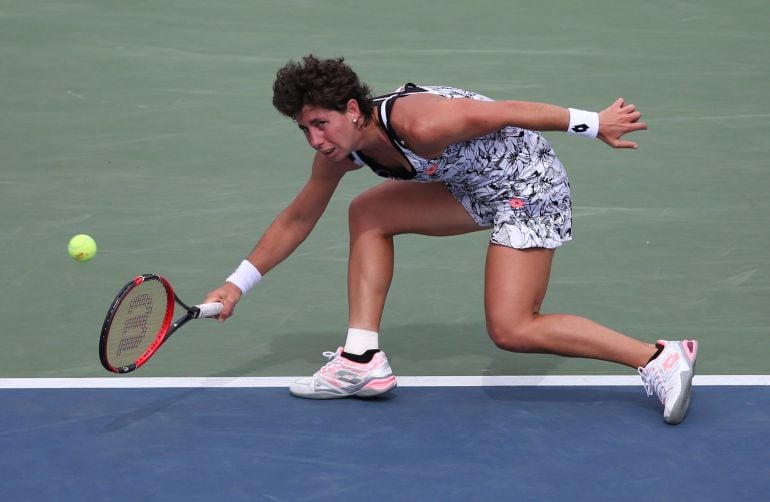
[598, 98, 648, 149]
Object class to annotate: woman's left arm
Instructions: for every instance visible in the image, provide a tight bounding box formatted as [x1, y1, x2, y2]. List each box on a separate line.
[396, 95, 647, 157]
[595, 98, 648, 149]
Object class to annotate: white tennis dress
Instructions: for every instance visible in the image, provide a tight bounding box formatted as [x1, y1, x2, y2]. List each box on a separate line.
[350, 84, 572, 249]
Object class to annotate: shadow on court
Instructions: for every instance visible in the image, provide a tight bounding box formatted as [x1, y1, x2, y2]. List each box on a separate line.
[212, 321, 564, 378]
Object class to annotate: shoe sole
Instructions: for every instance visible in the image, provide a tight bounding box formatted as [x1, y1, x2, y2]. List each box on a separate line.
[290, 375, 398, 400]
[664, 341, 698, 425]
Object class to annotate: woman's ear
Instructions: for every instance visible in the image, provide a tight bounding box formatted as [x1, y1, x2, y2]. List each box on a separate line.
[346, 98, 361, 118]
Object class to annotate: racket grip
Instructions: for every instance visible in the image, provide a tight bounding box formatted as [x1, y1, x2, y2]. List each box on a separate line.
[195, 302, 224, 318]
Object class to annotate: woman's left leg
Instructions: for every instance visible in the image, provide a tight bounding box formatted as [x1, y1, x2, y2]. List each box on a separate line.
[483, 244, 657, 369]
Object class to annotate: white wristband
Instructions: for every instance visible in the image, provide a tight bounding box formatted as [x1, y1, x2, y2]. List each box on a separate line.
[226, 260, 262, 295]
[567, 108, 599, 139]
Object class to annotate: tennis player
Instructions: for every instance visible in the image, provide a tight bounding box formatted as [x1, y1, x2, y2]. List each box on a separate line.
[204, 55, 698, 424]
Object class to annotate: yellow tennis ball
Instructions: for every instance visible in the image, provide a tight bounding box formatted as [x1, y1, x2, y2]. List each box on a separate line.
[68, 234, 97, 262]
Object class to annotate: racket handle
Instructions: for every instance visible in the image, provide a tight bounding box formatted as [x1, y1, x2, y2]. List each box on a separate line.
[194, 302, 224, 318]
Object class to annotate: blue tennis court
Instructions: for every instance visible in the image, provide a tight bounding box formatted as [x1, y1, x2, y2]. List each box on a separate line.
[1, 383, 768, 500]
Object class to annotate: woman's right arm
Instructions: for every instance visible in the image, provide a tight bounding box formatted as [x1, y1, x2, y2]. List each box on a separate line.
[205, 152, 358, 321]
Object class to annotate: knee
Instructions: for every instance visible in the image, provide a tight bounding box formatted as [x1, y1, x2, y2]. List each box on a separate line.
[486, 317, 538, 353]
[349, 193, 385, 237]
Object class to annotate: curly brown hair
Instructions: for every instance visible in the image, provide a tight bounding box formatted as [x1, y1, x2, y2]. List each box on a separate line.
[272, 55, 374, 124]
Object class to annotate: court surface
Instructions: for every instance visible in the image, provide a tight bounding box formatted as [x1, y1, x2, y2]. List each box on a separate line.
[1, 381, 769, 501]
[1, 0, 769, 500]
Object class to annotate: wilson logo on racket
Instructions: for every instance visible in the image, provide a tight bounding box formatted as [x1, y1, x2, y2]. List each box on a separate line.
[116, 293, 153, 356]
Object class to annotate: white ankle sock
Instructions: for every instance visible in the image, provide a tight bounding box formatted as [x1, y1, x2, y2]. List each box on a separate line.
[344, 328, 379, 355]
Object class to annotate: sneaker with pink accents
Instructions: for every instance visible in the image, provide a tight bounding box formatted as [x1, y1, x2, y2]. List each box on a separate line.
[289, 348, 397, 399]
[638, 340, 699, 425]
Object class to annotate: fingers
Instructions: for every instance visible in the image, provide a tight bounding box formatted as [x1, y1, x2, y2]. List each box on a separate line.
[213, 300, 235, 323]
[203, 283, 242, 323]
[599, 129, 643, 149]
[618, 101, 642, 122]
[601, 130, 644, 149]
[203, 294, 228, 322]
[612, 98, 642, 118]
[598, 98, 647, 149]
[216, 298, 237, 323]
[599, 135, 638, 149]
[614, 139, 640, 150]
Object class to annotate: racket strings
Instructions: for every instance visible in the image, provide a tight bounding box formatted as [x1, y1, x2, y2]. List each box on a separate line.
[116, 293, 154, 355]
[106, 280, 170, 367]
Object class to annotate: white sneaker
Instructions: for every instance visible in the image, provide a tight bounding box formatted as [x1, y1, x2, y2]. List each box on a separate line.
[289, 348, 397, 399]
[639, 340, 699, 424]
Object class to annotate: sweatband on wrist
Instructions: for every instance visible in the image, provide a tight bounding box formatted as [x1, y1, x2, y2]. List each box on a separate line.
[226, 260, 262, 295]
[567, 108, 599, 139]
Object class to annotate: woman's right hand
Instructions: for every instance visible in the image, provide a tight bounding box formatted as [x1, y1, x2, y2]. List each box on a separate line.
[204, 282, 243, 322]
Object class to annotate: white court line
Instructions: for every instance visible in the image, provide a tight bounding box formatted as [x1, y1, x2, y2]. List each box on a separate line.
[0, 375, 769, 389]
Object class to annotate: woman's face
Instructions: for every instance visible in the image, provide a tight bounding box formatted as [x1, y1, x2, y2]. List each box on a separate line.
[296, 101, 359, 162]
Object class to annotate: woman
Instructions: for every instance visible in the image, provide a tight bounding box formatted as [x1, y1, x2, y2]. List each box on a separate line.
[205, 55, 698, 424]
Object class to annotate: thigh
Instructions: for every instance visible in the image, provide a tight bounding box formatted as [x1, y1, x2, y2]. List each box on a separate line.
[484, 245, 554, 323]
[351, 180, 486, 237]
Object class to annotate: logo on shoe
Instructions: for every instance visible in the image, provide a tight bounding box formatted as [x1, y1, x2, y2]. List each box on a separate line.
[662, 352, 680, 371]
[336, 370, 363, 386]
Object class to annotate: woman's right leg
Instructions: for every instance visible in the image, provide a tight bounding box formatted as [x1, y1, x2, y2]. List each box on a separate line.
[289, 180, 483, 399]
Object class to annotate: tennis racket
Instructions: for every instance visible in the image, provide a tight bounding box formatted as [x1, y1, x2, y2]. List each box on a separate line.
[99, 274, 223, 373]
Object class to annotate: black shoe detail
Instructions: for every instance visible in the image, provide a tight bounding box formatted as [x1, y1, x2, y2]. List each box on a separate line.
[646, 342, 665, 365]
[341, 349, 380, 363]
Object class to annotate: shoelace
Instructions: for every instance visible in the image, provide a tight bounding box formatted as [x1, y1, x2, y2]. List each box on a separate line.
[318, 350, 343, 372]
[638, 367, 668, 403]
